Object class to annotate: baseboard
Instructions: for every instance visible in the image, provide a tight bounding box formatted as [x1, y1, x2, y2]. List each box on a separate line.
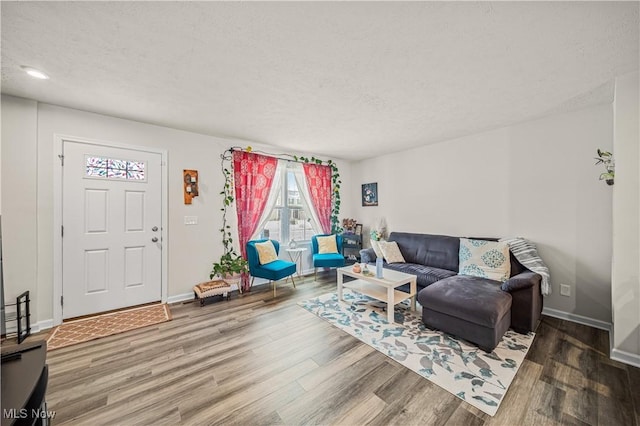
[166, 279, 277, 305]
[610, 348, 640, 368]
[35, 319, 54, 332]
[4, 319, 54, 335]
[166, 292, 195, 304]
[538, 307, 640, 367]
[541, 307, 612, 332]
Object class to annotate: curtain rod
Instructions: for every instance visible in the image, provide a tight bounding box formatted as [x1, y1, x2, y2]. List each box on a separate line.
[222, 146, 333, 166]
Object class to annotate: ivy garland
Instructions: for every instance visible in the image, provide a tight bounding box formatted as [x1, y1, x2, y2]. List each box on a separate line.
[293, 155, 343, 234]
[215, 147, 343, 269]
[210, 149, 249, 279]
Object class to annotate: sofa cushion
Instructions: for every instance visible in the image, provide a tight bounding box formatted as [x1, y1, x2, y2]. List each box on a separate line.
[384, 262, 457, 289]
[459, 238, 511, 282]
[370, 240, 384, 259]
[388, 232, 460, 272]
[418, 275, 512, 328]
[379, 241, 405, 263]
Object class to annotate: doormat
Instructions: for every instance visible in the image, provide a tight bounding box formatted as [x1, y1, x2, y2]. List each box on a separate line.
[47, 304, 171, 351]
[298, 290, 534, 417]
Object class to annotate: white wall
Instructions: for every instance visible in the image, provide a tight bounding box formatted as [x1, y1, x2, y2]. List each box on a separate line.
[1, 95, 351, 326]
[611, 71, 640, 364]
[1, 97, 38, 307]
[352, 103, 614, 323]
[355, 129, 511, 237]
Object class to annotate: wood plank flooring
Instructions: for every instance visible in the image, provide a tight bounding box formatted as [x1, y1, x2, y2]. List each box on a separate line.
[30, 272, 640, 425]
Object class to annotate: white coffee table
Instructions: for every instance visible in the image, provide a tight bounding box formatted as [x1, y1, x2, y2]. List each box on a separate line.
[336, 265, 418, 323]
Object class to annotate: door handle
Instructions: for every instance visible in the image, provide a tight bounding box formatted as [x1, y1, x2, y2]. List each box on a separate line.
[151, 237, 159, 243]
[152, 226, 158, 232]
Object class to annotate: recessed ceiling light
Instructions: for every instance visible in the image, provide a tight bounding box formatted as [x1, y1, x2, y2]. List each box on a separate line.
[21, 66, 49, 80]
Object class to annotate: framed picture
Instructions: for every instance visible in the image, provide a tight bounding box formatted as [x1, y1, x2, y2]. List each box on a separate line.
[362, 182, 378, 206]
[355, 223, 363, 235]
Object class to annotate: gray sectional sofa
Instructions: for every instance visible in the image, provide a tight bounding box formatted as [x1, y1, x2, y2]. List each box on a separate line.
[360, 232, 543, 351]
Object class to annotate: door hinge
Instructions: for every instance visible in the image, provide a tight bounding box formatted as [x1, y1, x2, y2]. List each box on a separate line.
[58, 154, 64, 166]
[60, 295, 64, 307]
[61, 225, 64, 237]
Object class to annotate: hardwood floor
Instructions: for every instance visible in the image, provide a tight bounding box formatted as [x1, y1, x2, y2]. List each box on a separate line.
[35, 273, 640, 425]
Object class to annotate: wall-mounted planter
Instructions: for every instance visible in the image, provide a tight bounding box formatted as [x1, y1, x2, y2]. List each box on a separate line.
[595, 149, 615, 187]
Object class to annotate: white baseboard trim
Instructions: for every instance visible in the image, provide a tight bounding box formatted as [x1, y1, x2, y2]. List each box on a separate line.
[4, 319, 54, 335]
[35, 319, 54, 332]
[166, 277, 294, 305]
[610, 348, 640, 369]
[541, 307, 612, 332]
[538, 308, 640, 368]
[167, 292, 195, 304]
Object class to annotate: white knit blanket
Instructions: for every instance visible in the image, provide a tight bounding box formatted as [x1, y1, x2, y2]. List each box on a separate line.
[500, 237, 551, 296]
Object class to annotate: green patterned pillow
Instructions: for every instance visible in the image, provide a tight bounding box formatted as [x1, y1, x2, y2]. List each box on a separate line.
[459, 238, 511, 282]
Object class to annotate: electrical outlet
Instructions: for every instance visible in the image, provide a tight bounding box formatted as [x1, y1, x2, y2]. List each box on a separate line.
[560, 284, 571, 297]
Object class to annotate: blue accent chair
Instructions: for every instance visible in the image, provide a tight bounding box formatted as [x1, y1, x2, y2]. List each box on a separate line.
[246, 239, 297, 297]
[311, 234, 345, 280]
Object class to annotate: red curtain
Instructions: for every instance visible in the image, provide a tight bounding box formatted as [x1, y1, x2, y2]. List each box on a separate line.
[303, 163, 332, 234]
[233, 151, 278, 291]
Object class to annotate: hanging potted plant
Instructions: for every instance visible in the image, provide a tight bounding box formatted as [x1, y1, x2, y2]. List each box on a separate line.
[594, 149, 615, 186]
[210, 151, 249, 288]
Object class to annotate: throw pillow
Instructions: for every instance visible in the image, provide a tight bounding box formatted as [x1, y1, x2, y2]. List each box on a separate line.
[458, 238, 511, 282]
[317, 235, 338, 254]
[379, 240, 406, 264]
[370, 239, 384, 259]
[255, 240, 278, 265]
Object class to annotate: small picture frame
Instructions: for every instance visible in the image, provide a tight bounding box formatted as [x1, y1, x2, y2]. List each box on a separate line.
[362, 182, 378, 206]
[355, 223, 363, 236]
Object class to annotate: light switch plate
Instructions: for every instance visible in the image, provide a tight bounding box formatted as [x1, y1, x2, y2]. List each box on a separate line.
[560, 284, 571, 297]
[184, 216, 198, 225]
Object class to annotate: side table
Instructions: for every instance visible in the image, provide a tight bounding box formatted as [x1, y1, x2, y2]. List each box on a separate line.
[285, 247, 308, 276]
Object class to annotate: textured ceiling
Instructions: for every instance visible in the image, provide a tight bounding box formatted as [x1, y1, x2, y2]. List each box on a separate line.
[1, 2, 638, 160]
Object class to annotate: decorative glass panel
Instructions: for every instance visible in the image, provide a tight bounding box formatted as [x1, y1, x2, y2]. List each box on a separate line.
[108, 159, 127, 170]
[86, 167, 107, 177]
[85, 156, 146, 181]
[108, 169, 128, 179]
[87, 157, 108, 168]
[127, 161, 144, 171]
[127, 170, 144, 180]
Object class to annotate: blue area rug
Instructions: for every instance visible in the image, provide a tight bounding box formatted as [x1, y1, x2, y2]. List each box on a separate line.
[298, 290, 535, 416]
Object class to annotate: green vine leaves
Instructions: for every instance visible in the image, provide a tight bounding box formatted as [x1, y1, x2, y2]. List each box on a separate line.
[293, 155, 343, 234]
[211, 150, 249, 279]
[212, 148, 343, 278]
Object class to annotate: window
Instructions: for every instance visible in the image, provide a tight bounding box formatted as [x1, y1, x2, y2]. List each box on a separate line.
[85, 156, 145, 181]
[257, 167, 320, 243]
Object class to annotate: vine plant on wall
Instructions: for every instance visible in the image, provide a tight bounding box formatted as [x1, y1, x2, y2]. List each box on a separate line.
[293, 155, 343, 234]
[212, 147, 343, 282]
[594, 148, 615, 186]
[210, 149, 249, 281]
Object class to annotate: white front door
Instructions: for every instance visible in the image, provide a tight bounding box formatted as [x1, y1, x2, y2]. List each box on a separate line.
[62, 141, 162, 319]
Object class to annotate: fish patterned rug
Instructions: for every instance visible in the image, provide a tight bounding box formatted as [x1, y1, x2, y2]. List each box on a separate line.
[298, 290, 534, 416]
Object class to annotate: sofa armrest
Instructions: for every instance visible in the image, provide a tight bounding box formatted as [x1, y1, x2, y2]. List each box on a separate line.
[360, 248, 376, 264]
[501, 271, 541, 292]
[504, 271, 543, 333]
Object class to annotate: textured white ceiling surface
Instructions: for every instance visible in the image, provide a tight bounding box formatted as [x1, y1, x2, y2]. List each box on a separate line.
[1, 2, 638, 160]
